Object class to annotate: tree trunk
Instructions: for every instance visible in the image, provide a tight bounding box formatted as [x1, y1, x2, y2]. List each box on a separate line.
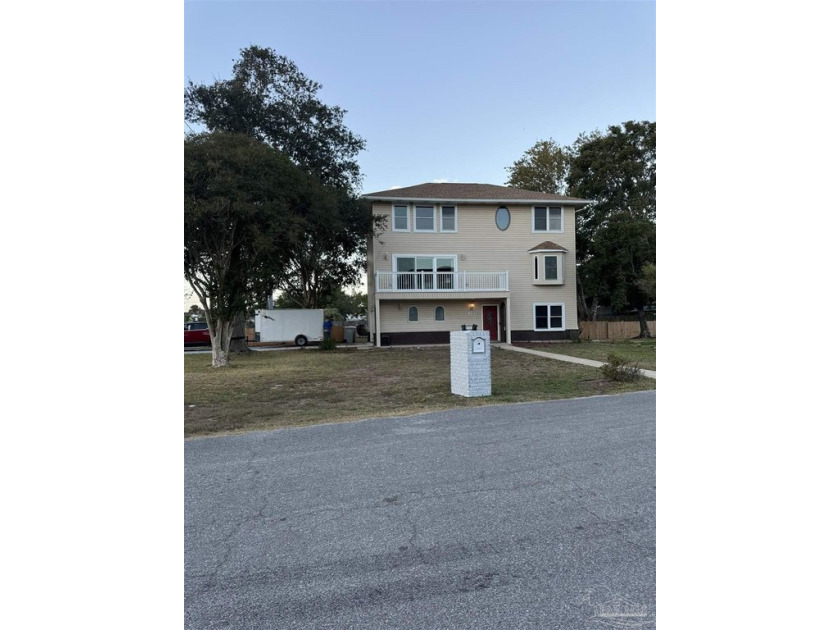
[576, 278, 590, 324]
[209, 320, 233, 367]
[636, 306, 652, 338]
[229, 312, 250, 353]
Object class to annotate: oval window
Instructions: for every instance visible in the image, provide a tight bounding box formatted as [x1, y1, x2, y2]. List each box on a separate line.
[495, 206, 510, 230]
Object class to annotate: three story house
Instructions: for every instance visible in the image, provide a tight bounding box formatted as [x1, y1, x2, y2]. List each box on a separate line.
[362, 183, 590, 346]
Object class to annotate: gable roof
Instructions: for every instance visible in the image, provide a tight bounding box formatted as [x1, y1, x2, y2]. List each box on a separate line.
[529, 241, 568, 252]
[362, 182, 590, 205]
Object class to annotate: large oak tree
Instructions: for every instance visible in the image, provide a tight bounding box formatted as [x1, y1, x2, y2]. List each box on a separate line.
[568, 121, 656, 337]
[185, 47, 375, 332]
[184, 132, 310, 366]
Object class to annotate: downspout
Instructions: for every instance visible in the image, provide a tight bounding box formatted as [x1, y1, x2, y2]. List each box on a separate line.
[506, 296, 512, 344]
[375, 295, 382, 347]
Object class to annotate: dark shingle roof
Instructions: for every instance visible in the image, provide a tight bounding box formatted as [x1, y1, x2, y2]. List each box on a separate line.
[362, 182, 589, 204]
[529, 241, 568, 252]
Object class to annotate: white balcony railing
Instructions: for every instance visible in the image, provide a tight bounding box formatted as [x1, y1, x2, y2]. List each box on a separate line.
[375, 271, 509, 292]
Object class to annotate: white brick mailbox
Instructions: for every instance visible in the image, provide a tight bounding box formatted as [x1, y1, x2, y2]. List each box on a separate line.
[450, 330, 491, 397]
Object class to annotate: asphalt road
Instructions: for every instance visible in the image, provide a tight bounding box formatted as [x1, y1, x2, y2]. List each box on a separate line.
[185, 391, 656, 629]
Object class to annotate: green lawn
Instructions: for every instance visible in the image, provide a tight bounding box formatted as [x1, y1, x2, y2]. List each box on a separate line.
[184, 346, 655, 437]
[513, 339, 656, 371]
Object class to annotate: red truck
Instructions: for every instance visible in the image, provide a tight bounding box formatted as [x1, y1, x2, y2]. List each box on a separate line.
[184, 322, 211, 346]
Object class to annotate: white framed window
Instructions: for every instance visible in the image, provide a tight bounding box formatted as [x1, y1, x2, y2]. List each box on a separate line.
[414, 205, 436, 232]
[532, 206, 564, 233]
[392, 205, 409, 232]
[440, 205, 457, 232]
[408, 306, 419, 322]
[435, 306, 445, 321]
[534, 256, 539, 280]
[393, 255, 457, 290]
[533, 303, 565, 331]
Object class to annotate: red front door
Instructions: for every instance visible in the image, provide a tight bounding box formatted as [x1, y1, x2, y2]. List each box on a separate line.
[482, 305, 498, 341]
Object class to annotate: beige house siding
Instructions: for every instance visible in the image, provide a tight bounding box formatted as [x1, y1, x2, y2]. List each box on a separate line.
[369, 202, 578, 334]
[379, 300, 495, 333]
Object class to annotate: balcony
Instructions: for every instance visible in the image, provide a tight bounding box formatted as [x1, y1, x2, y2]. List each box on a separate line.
[375, 271, 509, 293]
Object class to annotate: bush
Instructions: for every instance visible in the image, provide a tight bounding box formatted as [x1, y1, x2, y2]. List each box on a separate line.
[600, 353, 642, 381]
[318, 336, 337, 351]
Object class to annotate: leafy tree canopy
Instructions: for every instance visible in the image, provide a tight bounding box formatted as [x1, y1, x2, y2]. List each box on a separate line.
[569, 121, 656, 260]
[271, 187, 372, 309]
[568, 121, 656, 335]
[184, 131, 312, 365]
[505, 138, 571, 195]
[185, 46, 365, 190]
[185, 47, 380, 324]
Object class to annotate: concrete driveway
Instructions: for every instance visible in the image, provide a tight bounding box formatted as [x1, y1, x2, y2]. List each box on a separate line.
[185, 391, 656, 629]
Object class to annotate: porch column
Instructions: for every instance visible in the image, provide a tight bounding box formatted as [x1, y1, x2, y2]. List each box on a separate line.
[506, 298, 512, 344]
[375, 295, 382, 347]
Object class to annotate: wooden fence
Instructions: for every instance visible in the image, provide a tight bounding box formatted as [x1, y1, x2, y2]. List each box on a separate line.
[579, 320, 656, 341]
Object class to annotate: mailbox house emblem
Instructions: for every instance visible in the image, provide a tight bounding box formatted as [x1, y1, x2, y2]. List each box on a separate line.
[472, 337, 486, 354]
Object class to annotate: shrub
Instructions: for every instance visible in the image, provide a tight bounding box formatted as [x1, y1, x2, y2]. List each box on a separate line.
[601, 353, 642, 381]
[318, 336, 337, 351]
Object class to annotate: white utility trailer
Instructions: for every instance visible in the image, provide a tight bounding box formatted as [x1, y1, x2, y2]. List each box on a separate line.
[254, 309, 324, 346]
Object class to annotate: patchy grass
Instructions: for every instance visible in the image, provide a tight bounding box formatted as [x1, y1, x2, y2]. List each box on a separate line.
[184, 346, 655, 437]
[513, 339, 656, 371]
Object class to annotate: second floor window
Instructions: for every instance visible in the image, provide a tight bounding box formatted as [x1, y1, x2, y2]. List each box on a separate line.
[393, 205, 409, 231]
[415, 205, 435, 231]
[533, 206, 563, 232]
[441, 206, 456, 232]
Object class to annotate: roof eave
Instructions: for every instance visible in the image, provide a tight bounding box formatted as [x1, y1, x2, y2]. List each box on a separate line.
[361, 195, 593, 206]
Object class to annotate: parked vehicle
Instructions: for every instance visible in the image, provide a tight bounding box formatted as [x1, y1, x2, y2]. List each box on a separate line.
[184, 321, 211, 346]
[254, 309, 324, 346]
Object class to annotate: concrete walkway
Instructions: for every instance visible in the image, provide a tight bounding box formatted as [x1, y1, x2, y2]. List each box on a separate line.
[497, 343, 656, 379]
